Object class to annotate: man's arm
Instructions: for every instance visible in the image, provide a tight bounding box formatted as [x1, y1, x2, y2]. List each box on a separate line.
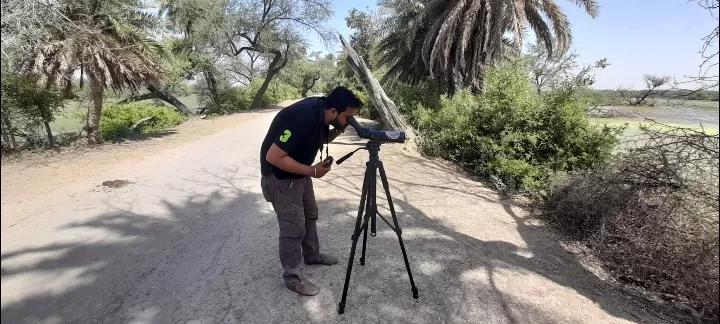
[266, 144, 316, 176]
[265, 116, 323, 177]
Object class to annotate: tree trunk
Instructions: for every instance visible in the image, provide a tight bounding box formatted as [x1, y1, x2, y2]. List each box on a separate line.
[252, 52, 283, 109]
[43, 120, 54, 147]
[339, 34, 417, 153]
[118, 91, 161, 104]
[86, 73, 104, 144]
[119, 85, 195, 116]
[1, 107, 17, 150]
[203, 69, 219, 105]
[39, 106, 55, 147]
[251, 70, 276, 109]
[148, 85, 195, 115]
[301, 75, 319, 98]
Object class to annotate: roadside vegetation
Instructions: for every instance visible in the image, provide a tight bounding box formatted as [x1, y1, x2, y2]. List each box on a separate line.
[1, 0, 717, 322]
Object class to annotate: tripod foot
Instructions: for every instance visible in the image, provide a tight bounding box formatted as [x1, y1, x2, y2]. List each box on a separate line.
[338, 302, 346, 314]
[360, 258, 365, 266]
[412, 288, 419, 299]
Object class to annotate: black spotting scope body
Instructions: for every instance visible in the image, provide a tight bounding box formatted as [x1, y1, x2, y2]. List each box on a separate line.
[346, 116, 406, 143]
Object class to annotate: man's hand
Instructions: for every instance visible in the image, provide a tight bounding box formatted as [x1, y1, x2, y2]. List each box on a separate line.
[312, 161, 331, 178]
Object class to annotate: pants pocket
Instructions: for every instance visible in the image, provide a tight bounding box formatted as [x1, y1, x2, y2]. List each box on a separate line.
[278, 209, 305, 238]
[275, 178, 294, 196]
[261, 176, 272, 202]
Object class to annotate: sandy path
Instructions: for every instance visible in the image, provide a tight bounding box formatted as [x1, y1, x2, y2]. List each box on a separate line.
[0, 106, 677, 323]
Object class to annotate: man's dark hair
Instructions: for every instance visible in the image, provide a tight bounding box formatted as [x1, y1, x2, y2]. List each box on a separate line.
[326, 86, 363, 113]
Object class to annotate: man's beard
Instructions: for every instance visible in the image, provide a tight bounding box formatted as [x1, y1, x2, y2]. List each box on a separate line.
[330, 117, 346, 131]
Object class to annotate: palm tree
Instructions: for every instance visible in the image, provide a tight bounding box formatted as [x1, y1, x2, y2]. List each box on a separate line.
[30, 0, 166, 143]
[378, 0, 599, 95]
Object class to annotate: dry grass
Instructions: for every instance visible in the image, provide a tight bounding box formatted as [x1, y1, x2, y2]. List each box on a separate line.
[543, 122, 719, 323]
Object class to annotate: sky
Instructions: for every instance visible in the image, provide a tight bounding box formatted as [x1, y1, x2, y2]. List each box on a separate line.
[306, 0, 719, 90]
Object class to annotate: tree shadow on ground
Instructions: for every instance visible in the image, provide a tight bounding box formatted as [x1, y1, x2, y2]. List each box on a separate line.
[1, 157, 687, 323]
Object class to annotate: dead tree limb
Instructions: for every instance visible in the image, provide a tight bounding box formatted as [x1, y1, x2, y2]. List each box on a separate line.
[339, 34, 418, 153]
[119, 85, 195, 116]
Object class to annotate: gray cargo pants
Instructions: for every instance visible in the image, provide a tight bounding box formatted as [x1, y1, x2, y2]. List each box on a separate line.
[261, 174, 320, 284]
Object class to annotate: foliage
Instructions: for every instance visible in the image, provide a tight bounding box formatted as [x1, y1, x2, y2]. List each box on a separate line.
[1, 74, 66, 147]
[30, 0, 166, 92]
[248, 78, 301, 107]
[617, 74, 674, 106]
[205, 78, 301, 115]
[205, 88, 253, 114]
[76, 102, 187, 141]
[544, 124, 719, 323]
[345, 7, 383, 70]
[414, 62, 622, 193]
[27, 0, 168, 143]
[388, 80, 443, 123]
[525, 41, 581, 94]
[218, 0, 333, 108]
[280, 52, 335, 97]
[377, 0, 599, 94]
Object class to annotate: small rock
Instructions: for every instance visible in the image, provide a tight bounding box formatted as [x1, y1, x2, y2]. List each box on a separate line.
[101, 180, 132, 188]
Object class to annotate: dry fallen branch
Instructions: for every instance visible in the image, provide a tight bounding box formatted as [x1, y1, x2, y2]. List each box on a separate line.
[339, 33, 418, 153]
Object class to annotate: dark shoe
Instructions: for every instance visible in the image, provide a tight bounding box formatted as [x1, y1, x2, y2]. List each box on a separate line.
[285, 279, 320, 296]
[305, 253, 339, 266]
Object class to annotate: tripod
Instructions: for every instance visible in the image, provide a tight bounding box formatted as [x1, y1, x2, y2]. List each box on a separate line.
[337, 140, 418, 314]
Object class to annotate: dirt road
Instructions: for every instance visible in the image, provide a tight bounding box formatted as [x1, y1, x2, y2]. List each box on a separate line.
[1, 108, 675, 323]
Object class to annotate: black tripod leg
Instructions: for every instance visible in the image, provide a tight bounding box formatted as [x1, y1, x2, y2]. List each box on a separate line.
[370, 163, 377, 237]
[359, 213, 369, 266]
[360, 163, 376, 266]
[339, 164, 371, 314]
[378, 161, 419, 299]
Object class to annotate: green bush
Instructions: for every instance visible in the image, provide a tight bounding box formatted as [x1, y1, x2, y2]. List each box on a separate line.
[86, 102, 187, 141]
[391, 81, 443, 124]
[353, 89, 380, 120]
[208, 88, 252, 114]
[415, 62, 623, 194]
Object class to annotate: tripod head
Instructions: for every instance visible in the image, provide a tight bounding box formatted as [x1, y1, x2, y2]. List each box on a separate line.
[336, 117, 407, 165]
[335, 141, 383, 165]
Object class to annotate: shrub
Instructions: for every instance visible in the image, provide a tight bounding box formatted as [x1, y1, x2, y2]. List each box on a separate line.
[544, 125, 719, 322]
[2, 74, 66, 148]
[415, 62, 623, 193]
[208, 88, 252, 114]
[390, 80, 443, 124]
[83, 102, 187, 141]
[353, 89, 380, 120]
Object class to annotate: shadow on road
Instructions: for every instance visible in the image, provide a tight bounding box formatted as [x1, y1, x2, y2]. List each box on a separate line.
[1, 153, 686, 323]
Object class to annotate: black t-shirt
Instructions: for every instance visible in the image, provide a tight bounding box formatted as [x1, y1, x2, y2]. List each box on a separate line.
[260, 97, 329, 179]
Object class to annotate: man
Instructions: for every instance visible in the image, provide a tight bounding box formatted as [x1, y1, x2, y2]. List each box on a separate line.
[259, 86, 363, 296]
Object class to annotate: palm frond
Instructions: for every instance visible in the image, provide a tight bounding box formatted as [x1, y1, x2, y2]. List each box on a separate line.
[376, 0, 596, 94]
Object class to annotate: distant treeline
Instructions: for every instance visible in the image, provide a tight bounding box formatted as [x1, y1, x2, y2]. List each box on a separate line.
[585, 89, 719, 105]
